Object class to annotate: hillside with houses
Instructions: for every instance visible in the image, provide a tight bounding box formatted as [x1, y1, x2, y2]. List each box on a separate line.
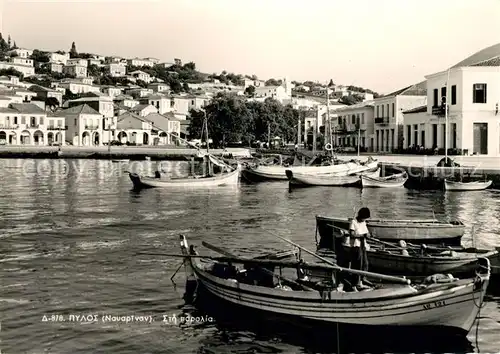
[0, 33, 381, 148]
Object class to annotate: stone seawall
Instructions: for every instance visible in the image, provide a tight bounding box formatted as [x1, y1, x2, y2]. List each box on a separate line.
[0, 146, 252, 160]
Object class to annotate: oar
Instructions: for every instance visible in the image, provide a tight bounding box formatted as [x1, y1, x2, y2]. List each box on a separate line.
[201, 241, 315, 291]
[273, 235, 411, 285]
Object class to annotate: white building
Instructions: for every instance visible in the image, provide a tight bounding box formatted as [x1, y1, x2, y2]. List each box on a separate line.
[6, 48, 33, 59]
[0, 61, 35, 76]
[373, 82, 427, 152]
[66, 59, 88, 67]
[0, 103, 65, 145]
[55, 104, 103, 146]
[148, 83, 170, 93]
[49, 52, 70, 64]
[63, 64, 87, 78]
[10, 57, 34, 67]
[129, 70, 152, 83]
[333, 101, 375, 150]
[55, 79, 100, 95]
[115, 112, 153, 145]
[106, 63, 126, 77]
[127, 58, 155, 67]
[403, 62, 500, 155]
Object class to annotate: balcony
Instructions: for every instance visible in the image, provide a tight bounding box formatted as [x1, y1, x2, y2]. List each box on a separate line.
[47, 126, 68, 131]
[85, 125, 100, 131]
[431, 105, 447, 117]
[0, 125, 19, 129]
[375, 117, 389, 125]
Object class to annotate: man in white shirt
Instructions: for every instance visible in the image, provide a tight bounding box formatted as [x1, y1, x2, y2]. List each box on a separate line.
[348, 207, 371, 289]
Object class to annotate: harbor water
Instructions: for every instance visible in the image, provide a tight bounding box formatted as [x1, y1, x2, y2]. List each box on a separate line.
[1, 159, 500, 353]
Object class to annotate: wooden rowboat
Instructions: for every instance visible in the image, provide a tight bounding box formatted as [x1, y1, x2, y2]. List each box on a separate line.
[316, 227, 499, 276]
[111, 159, 130, 163]
[180, 235, 490, 336]
[316, 215, 465, 246]
[286, 168, 380, 187]
[128, 167, 240, 189]
[444, 179, 492, 191]
[243, 159, 378, 181]
[361, 172, 408, 188]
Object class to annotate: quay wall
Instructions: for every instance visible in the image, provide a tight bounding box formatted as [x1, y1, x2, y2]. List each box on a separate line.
[373, 155, 500, 189]
[0, 146, 252, 161]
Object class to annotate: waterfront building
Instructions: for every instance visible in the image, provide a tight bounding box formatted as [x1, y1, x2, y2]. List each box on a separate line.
[0, 103, 65, 145]
[66, 94, 114, 118]
[373, 82, 427, 152]
[403, 62, 500, 156]
[332, 101, 375, 150]
[115, 112, 153, 145]
[55, 104, 103, 146]
[143, 112, 181, 143]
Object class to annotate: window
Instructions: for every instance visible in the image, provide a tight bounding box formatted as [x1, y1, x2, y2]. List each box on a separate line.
[361, 113, 365, 124]
[451, 85, 457, 105]
[441, 87, 447, 104]
[377, 106, 379, 117]
[49, 120, 54, 127]
[392, 103, 395, 117]
[21, 117, 25, 124]
[58, 120, 62, 127]
[74, 118, 77, 125]
[386, 104, 389, 117]
[352, 115, 355, 124]
[433, 89, 438, 107]
[338, 117, 342, 125]
[39, 117, 44, 125]
[381, 105, 385, 117]
[473, 84, 487, 103]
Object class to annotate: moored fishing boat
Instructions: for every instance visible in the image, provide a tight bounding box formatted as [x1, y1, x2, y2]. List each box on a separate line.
[244, 157, 378, 181]
[361, 171, 407, 188]
[111, 159, 130, 163]
[286, 168, 380, 187]
[444, 179, 492, 191]
[316, 215, 465, 246]
[316, 226, 500, 277]
[179, 235, 490, 336]
[128, 163, 240, 189]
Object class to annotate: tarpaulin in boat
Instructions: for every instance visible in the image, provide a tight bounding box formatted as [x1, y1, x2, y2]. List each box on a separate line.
[209, 155, 230, 168]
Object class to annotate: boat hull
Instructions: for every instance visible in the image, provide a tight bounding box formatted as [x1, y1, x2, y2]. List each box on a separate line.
[317, 247, 497, 276]
[444, 179, 492, 191]
[316, 215, 465, 246]
[361, 174, 407, 188]
[287, 168, 379, 187]
[245, 160, 378, 181]
[190, 257, 487, 334]
[128, 169, 240, 188]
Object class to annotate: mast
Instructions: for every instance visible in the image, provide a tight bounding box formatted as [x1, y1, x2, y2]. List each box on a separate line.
[267, 123, 271, 148]
[357, 127, 361, 157]
[326, 85, 331, 156]
[444, 68, 450, 162]
[204, 111, 209, 153]
[107, 117, 111, 155]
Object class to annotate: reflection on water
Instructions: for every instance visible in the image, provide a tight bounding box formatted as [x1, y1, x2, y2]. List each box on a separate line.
[0, 159, 499, 353]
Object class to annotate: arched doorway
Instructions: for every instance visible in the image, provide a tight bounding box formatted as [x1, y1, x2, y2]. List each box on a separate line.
[82, 131, 91, 146]
[93, 132, 100, 146]
[0, 131, 6, 143]
[117, 131, 128, 144]
[20, 130, 30, 145]
[159, 132, 168, 145]
[47, 132, 54, 145]
[9, 132, 17, 144]
[55, 132, 62, 144]
[143, 132, 149, 145]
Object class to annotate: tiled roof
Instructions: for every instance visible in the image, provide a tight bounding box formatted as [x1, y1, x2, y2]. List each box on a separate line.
[403, 105, 427, 114]
[117, 111, 147, 123]
[56, 103, 101, 116]
[470, 56, 500, 67]
[113, 103, 129, 111]
[130, 103, 154, 112]
[113, 94, 134, 101]
[379, 80, 427, 98]
[452, 42, 500, 68]
[0, 107, 17, 113]
[69, 96, 112, 102]
[9, 103, 46, 114]
[334, 100, 375, 112]
[145, 94, 167, 100]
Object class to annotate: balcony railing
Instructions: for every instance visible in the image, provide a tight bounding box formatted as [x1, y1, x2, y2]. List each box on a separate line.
[0, 125, 19, 129]
[85, 125, 100, 131]
[47, 126, 68, 131]
[374, 117, 389, 125]
[431, 105, 447, 117]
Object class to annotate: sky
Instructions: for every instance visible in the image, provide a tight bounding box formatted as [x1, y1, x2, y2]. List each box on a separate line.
[1, 0, 500, 94]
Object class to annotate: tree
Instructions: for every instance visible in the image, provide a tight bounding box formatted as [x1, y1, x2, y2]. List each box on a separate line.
[339, 94, 364, 106]
[0, 68, 23, 80]
[265, 78, 282, 86]
[183, 62, 196, 71]
[30, 50, 50, 64]
[87, 64, 101, 78]
[7, 35, 11, 49]
[244, 85, 255, 97]
[45, 97, 60, 111]
[0, 33, 8, 52]
[328, 79, 334, 87]
[182, 82, 190, 92]
[69, 42, 78, 58]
